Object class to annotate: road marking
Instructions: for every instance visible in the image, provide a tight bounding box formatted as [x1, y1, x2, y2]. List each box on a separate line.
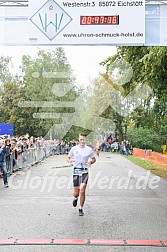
[126, 240, 162, 246]
[53, 239, 87, 244]
[0, 239, 166, 246]
[90, 239, 124, 245]
[16, 239, 51, 244]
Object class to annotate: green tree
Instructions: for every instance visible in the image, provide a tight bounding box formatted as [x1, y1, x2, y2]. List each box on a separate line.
[126, 127, 165, 153]
[20, 47, 77, 138]
[0, 82, 33, 135]
[101, 46, 167, 150]
[0, 55, 13, 85]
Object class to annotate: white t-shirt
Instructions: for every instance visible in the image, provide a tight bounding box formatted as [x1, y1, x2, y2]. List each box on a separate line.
[68, 145, 95, 170]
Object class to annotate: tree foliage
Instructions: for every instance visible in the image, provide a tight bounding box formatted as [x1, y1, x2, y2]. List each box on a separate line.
[99, 46, 167, 151]
[0, 46, 166, 152]
[0, 48, 78, 138]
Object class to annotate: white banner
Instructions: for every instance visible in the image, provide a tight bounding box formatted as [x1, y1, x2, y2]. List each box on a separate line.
[0, 0, 145, 45]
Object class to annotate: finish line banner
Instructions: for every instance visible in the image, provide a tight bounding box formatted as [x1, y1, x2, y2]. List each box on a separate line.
[0, 0, 145, 45]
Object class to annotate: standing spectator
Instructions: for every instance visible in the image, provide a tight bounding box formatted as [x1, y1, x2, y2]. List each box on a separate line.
[5, 139, 11, 172]
[120, 141, 125, 155]
[114, 142, 119, 153]
[111, 142, 115, 152]
[129, 143, 133, 155]
[0, 139, 9, 188]
[125, 140, 130, 156]
[95, 140, 101, 156]
[10, 139, 19, 170]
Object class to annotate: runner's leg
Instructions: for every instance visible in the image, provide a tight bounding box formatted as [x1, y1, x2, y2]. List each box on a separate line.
[79, 183, 87, 207]
[73, 175, 80, 207]
[73, 186, 79, 198]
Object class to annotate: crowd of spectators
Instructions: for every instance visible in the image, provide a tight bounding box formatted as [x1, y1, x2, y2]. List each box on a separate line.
[0, 132, 133, 178]
[0, 135, 55, 177]
[0, 132, 133, 162]
[95, 131, 133, 156]
[0, 135, 80, 173]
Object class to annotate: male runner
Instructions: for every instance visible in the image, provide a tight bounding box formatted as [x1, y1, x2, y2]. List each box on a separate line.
[66, 133, 96, 216]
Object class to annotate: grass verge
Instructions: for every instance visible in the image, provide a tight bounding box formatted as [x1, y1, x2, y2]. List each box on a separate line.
[125, 155, 167, 180]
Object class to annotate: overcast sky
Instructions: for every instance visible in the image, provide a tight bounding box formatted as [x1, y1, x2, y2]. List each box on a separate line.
[0, 46, 117, 87]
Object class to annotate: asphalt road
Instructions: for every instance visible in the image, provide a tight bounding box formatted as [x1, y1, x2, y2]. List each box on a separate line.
[0, 152, 167, 252]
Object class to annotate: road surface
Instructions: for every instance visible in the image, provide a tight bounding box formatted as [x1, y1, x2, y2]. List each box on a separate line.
[0, 152, 167, 251]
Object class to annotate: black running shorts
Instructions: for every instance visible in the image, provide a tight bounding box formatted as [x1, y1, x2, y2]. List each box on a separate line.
[73, 173, 89, 187]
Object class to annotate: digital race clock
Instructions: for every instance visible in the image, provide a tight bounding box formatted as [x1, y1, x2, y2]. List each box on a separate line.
[80, 15, 119, 25]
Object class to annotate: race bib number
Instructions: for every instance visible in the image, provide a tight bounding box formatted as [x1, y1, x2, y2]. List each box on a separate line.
[73, 169, 83, 175]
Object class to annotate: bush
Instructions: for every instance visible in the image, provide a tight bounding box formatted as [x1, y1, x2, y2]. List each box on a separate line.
[126, 127, 165, 153]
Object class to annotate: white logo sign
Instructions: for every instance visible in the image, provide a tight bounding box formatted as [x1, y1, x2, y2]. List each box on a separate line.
[30, 0, 72, 41]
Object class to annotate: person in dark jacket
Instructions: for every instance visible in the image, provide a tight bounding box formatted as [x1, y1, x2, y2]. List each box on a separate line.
[0, 139, 8, 188]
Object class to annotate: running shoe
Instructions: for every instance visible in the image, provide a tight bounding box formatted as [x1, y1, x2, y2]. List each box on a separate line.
[4, 183, 9, 188]
[73, 198, 78, 207]
[79, 209, 84, 216]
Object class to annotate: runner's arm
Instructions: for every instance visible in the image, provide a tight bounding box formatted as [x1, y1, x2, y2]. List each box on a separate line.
[66, 147, 75, 164]
[88, 157, 96, 166]
[66, 156, 74, 163]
